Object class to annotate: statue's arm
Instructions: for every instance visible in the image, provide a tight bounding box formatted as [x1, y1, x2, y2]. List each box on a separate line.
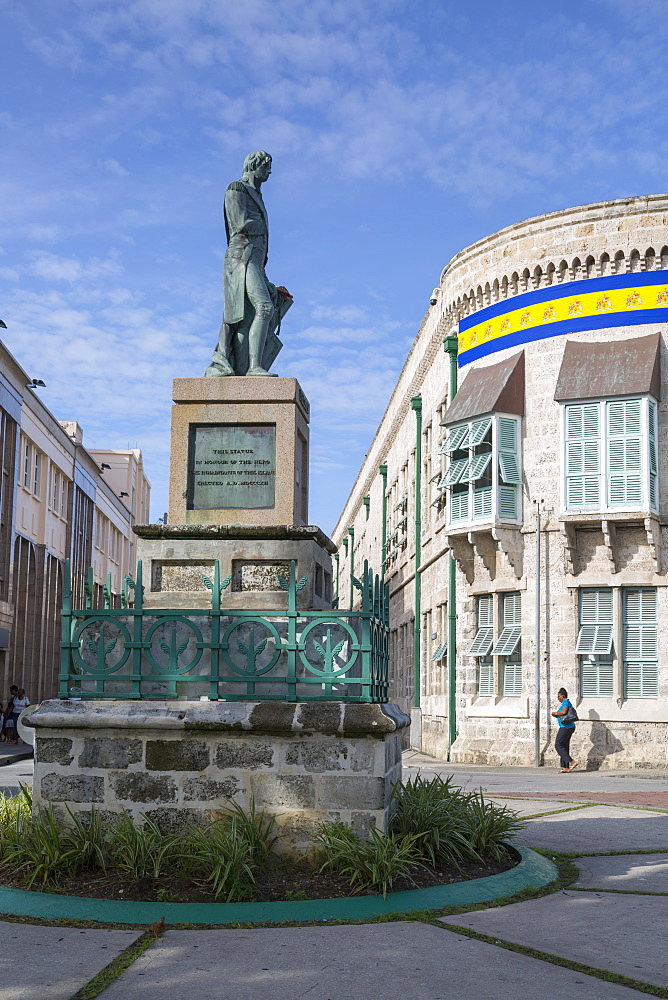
[225, 184, 265, 238]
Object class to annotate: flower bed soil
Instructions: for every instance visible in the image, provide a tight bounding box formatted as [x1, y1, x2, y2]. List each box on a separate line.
[0, 848, 518, 904]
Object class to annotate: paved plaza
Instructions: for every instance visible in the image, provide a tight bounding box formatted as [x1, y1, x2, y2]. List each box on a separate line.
[2, 753, 667, 999]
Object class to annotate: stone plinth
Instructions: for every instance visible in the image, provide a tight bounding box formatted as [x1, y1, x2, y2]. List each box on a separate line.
[133, 524, 335, 611]
[169, 377, 310, 527]
[26, 700, 409, 856]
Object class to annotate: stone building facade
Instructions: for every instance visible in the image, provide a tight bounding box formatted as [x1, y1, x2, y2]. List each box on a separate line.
[0, 339, 151, 701]
[333, 194, 668, 769]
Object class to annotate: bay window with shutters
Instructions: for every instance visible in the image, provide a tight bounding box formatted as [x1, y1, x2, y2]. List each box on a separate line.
[491, 592, 522, 697]
[623, 588, 658, 699]
[577, 589, 614, 697]
[440, 414, 522, 526]
[563, 397, 658, 513]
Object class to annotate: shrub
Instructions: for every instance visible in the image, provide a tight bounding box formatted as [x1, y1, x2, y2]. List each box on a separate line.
[388, 774, 478, 867]
[225, 799, 277, 863]
[460, 791, 524, 859]
[1, 804, 79, 887]
[66, 807, 108, 872]
[389, 773, 523, 867]
[315, 821, 422, 898]
[108, 814, 180, 880]
[181, 818, 255, 901]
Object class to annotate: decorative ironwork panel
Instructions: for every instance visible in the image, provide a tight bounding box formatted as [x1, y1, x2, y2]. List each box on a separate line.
[59, 559, 389, 703]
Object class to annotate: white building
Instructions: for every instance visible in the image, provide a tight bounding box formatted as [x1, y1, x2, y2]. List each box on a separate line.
[333, 194, 668, 769]
[0, 339, 151, 701]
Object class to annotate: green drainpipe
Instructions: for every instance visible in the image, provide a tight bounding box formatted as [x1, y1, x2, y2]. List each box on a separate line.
[443, 335, 459, 757]
[334, 552, 340, 606]
[411, 397, 422, 710]
[348, 526, 355, 608]
[379, 464, 388, 578]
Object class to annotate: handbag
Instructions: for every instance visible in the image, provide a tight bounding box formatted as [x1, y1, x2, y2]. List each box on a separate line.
[562, 703, 579, 724]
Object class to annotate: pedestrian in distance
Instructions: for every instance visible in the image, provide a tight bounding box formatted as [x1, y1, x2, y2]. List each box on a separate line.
[3, 685, 18, 744]
[552, 687, 578, 772]
[11, 689, 30, 745]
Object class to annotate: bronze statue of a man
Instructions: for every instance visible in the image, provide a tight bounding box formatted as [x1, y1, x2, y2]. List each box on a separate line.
[205, 150, 292, 377]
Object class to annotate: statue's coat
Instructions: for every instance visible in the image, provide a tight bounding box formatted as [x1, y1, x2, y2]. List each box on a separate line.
[223, 180, 269, 326]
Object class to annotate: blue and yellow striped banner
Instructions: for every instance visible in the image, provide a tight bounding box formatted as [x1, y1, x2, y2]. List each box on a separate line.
[458, 271, 668, 367]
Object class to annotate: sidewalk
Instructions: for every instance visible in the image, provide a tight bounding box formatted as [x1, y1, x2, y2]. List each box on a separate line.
[1, 754, 667, 999]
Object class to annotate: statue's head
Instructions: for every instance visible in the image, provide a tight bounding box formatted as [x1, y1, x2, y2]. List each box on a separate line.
[242, 150, 272, 182]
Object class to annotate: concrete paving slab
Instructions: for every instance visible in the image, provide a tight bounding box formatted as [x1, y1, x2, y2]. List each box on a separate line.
[487, 797, 583, 817]
[442, 891, 668, 988]
[100, 922, 650, 1000]
[0, 921, 140, 1000]
[575, 853, 668, 892]
[516, 805, 668, 853]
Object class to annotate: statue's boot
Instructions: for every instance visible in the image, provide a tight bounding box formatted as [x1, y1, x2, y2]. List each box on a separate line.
[246, 365, 277, 377]
[204, 359, 235, 377]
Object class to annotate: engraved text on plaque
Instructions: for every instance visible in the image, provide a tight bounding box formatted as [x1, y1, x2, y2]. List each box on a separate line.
[187, 424, 276, 510]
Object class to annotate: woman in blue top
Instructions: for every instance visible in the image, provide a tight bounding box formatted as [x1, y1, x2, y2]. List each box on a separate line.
[552, 687, 578, 772]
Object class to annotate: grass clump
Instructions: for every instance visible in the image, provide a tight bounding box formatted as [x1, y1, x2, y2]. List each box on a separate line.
[315, 774, 524, 897]
[315, 822, 423, 898]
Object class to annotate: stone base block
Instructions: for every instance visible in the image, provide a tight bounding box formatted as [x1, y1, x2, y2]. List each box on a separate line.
[26, 700, 409, 856]
[134, 524, 335, 611]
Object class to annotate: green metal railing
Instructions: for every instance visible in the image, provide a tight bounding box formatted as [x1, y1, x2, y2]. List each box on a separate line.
[59, 559, 389, 703]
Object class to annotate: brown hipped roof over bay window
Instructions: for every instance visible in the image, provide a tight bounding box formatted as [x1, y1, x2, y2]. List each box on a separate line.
[554, 332, 661, 402]
[441, 351, 524, 425]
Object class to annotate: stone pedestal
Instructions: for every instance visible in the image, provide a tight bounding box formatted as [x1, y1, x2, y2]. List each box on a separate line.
[26, 701, 409, 855]
[169, 377, 310, 527]
[134, 524, 335, 611]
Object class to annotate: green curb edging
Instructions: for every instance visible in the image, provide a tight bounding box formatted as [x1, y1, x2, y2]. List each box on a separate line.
[0, 846, 557, 926]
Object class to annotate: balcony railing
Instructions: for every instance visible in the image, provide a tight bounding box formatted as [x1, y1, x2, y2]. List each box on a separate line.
[59, 559, 389, 703]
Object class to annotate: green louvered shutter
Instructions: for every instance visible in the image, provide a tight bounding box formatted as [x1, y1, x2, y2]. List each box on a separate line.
[478, 657, 494, 696]
[623, 588, 658, 698]
[578, 589, 613, 697]
[491, 591, 521, 655]
[565, 403, 600, 508]
[442, 424, 470, 452]
[472, 486, 493, 519]
[449, 490, 469, 522]
[648, 400, 658, 511]
[607, 399, 642, 507]
[468, 594, 493, 655]
[498, 417, 521, 520]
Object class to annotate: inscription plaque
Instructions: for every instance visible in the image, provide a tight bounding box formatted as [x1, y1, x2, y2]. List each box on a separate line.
[187, 424, 276, 510]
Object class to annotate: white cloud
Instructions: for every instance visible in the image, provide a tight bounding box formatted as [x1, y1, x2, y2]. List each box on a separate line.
[28, 251, 123, 283]
[97, 158, 129, 176]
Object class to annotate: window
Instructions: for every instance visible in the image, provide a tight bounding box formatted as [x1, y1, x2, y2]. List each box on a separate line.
[440, 415, 521, 526]
[492, 592, 522, 696]
[623, 588, 658, 698]
[23, 442, 30, 488]
[564, 398, 657, 512]
[60, 477, 67, 516]
[469, 594, 493, 694]
[577, 589, 613, 697]
[33, 452, 41, 496]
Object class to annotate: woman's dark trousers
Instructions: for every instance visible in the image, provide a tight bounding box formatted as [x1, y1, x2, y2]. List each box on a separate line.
[555, 727, 575, 768]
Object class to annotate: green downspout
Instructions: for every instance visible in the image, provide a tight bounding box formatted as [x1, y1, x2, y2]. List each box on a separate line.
[334, 552, 340, 606]
[443, 335, 459, 756]
[348, 526, 355, 608]
[379, 464, 388, 578]
[411, 397, 422, 710]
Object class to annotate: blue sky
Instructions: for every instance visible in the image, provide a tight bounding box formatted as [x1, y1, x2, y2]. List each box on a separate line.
[1, 1, 666, 532]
